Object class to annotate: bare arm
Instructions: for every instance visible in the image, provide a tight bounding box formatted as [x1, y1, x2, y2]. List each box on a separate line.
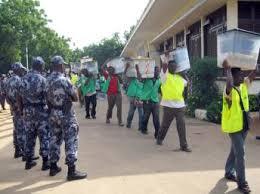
[70, 92, 78, 102]
[124, 63, 130, 75]
[247, 69, 257, 83]
[117, 75, 123, 84]
[162, 63, 168, 73]
[135, 65, 142, 81]
[223, 60, 233, 95]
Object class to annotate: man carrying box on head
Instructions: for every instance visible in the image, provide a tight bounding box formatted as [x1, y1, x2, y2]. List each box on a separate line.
[82, 69, 97, 119]
[140, 66, 161, 138]
[222, 60, 257, 194]
[102, 66, 124, 126]
[156, 59, 192, 153]
[76, 70, 85, 108]
[124, 63, 144, 131]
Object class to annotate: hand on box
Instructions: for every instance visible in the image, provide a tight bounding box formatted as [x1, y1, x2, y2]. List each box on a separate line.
[222, 60, 231, 70]
[126, 63, 130, 69]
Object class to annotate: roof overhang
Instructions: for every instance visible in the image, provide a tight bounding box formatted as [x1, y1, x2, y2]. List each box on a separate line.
[121, 0, 227, 57]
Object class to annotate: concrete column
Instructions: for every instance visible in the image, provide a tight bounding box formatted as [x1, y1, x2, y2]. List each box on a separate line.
[227, 0, 238, 30]
[173, 35, 176, 49]
[149, 43, 161, 66]
[184, 27, 187, 47]
[201, 17, 205, 58]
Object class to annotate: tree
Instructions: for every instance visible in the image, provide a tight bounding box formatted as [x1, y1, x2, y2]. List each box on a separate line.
[0, 0, 72, 73]
[123, 25, 135, 43]
[82, 33, 124, 66]
[71, 48, 83, 63]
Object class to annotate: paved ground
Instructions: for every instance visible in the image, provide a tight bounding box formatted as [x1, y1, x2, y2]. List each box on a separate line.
[0, 97, 259, 194]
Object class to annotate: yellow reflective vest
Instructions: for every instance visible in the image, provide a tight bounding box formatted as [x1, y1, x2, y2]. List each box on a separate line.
[221, 83, 249, 133]
[161, 73, 185, 102]
[71, 74, 78, 86]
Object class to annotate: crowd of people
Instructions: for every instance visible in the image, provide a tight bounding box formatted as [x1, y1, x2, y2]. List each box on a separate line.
[0, 55, 259, 193]
[0, 56, 87, 181]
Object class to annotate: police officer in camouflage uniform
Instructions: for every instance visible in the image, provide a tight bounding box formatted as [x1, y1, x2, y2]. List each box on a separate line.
[46, 56, 87, 181]
[18, 57, 50, 170]
[0, 74, 7, 111]
[5, 62, 27, 159]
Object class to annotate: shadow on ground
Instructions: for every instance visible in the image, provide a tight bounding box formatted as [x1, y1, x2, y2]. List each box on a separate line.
[0, 100, 259, 194]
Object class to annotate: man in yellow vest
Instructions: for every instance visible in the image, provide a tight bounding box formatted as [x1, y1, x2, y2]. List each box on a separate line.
[156, 59, 191, 152]
[222, 60, 256, 194]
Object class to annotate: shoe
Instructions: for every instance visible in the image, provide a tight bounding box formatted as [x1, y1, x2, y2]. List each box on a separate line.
[22, 155, 39, 162]
[85, 115, 91, 119]
[14, 147, 23, 159]
[238, 182, 251, 194]
[256, 136, 260, 140]
[225, 173, 237, 182]
[106, 119, 110, 124]
[25, 160, 37, 170]
[126, 124, 131, 129]
[154, 132, 158, 139]
[156, 140, 163, 145]
[118, 122, 124, 127]
[92, 116, 96, 119]
[67, 165, 87, 181]
[41, 157, 50, 171]
[180, 147, 192, 153]
[141, 130, 148, 135]
[49, 163, 62, 176]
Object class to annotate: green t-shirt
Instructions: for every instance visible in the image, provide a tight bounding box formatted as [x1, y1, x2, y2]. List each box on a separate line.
[99, 76, 106, 92]
[77, 76, 88, 96]
[140, 78, 161, 103]
[85, 77, 96, 95]
[126, 78, 143, 98]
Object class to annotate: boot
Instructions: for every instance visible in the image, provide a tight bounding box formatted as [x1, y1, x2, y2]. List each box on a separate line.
[23, 155, 40, 162]
[25, 159, 37, 170]
[14, 146, 23, 159]
[49, 163, 62, 176]
[67, 165, 87, 181]
[41, 157, 50, 171]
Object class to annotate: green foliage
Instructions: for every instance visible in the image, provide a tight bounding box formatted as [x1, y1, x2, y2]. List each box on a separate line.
[186, 57, 259, 124]
[123, 25, 135, 43]
[206, 96, 222, 124]
[0, 0, 134, 73]
[186, 57, 220, 115]
[249, 95, 259, 112]
[205, 94, 259, 124]
[82, 33, 124, 67]
[0, 0, 72, 73]
[71, 25, 135, 67]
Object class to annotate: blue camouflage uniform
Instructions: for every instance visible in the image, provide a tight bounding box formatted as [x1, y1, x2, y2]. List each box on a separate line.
[5, 67, 25, 154]
[20, 69, 50, 160]
[46, 71, 79, 166]
[0, 77, 6, 110]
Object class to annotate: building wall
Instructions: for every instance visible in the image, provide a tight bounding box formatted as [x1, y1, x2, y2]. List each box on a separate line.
[186, 21, 201, 59]
[152, 0, 260, 94]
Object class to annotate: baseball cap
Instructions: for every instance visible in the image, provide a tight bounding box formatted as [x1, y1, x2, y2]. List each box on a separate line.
[32, 56, 45, 66]
[11, 62, 26, 71]
[51, 56, 68, 66]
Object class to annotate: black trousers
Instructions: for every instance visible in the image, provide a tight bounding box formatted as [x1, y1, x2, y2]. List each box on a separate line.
[85, 94, 97, 117]
[0, 94, 5, 109]
[141, 101, 160, 136]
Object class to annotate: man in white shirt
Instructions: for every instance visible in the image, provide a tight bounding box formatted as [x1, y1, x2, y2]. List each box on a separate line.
[157, 60, 191, 152]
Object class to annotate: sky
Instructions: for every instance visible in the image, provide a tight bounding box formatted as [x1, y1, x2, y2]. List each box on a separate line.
[39, 0, 149, 49]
